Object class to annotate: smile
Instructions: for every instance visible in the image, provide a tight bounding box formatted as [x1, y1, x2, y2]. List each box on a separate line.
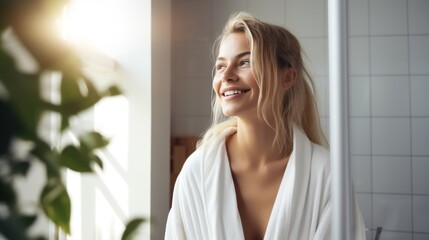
[222, 89, 250, 97]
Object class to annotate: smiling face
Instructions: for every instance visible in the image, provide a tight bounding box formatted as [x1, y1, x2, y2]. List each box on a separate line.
[213, 32, 259, 118]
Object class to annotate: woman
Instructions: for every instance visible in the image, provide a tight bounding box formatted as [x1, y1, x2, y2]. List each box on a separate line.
[166, 12, 366, 240]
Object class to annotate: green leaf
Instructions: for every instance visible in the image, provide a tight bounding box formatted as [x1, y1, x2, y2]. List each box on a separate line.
[31, 139, 61, 178]
[59, 75, 101, 116]
[16, 215, 38, 229]
[79, 131, 109, 152]
[0, 177, 16, 208]
[10, 161, 31, 176]
[92, 154, 103, 169]
[103, 85, 122, 97]
[121, 217, 145, 240]
[59, 145, 93, 173]
[0, 98, 18, 155]
[40, 178, 71, 234]
[0, 217, 29, 240]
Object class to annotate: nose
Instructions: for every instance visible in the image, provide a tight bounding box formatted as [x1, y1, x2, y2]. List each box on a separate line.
[221, 67, 238, 83]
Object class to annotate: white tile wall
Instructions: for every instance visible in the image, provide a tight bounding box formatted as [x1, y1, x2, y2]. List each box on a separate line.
[171, 115, 211, 137]
[172, 41, 213, 78]
[356, 193, 372, 228]
[411, 76, 429, 117]
[371, 118, 411, 155]
[372, 156, 411, 194]
[350, 118, 371, 155]
[300, 38, 328, 76]
[369, 0, 407, 35]
[248, 0, 285, 25]
[373, 194, 412, 231]
[376, 231, 412, 240]
[212, 0, 248, 38]
[415, 234, 429, 240]
[171, 0, 213, 42]
[408, 0, 429, 35]
[413, 196, 429, 233]
[172, 78, 212, 116]
[352, 156, 372, 192]
[409, 35, 429, 75]
[284, 0, 326, 37]
[412, 118, 429, 155]
[313, 76, 328, 117]
[348, 0, 369, 36]
[371, 76, 410, 117]
[349, 76, 370, 117]
[370, 36, 409, 75]
[413, 157, 429, 195]
[171, 0, 429, 237]
[349, 37, 370, 75]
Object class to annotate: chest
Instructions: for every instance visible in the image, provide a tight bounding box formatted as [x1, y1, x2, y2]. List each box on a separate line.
[231, 167, 285, 239]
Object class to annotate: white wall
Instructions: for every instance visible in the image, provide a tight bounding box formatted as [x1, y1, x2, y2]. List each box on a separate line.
[171, 0, 429, 239]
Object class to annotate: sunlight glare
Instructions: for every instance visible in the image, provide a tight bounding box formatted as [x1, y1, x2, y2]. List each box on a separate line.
[61, 0, 130, 55]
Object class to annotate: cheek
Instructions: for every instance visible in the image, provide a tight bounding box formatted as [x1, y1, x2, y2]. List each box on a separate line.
[212, 77, 221, 94]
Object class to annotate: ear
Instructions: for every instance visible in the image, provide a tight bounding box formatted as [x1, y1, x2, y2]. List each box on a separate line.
[281, 67, 297, 91]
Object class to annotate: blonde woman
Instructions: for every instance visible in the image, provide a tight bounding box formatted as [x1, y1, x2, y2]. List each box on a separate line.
[166, 12, 366, 240]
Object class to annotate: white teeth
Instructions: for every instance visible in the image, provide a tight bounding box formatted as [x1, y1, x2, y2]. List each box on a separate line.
[224, 90, 243, 97]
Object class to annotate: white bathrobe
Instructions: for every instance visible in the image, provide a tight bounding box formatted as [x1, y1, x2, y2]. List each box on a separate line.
[165, 127, 366, 240]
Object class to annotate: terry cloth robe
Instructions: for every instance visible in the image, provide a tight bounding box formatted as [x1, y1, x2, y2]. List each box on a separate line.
[165, 126, 366, 240]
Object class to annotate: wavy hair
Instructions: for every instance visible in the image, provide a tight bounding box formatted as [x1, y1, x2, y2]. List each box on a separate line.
[198, 12, 327, 156]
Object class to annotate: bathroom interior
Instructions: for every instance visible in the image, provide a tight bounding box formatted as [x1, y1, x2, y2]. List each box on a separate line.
[1, 0, 428, 239]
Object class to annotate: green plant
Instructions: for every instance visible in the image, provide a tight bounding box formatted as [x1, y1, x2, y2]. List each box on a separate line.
[0, 0, 144, 239]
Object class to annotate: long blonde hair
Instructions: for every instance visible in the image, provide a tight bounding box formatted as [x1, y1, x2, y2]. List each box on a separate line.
[198, 12, 326, 156]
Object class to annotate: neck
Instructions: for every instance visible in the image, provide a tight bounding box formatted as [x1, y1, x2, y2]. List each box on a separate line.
[230, 117, 287, 167]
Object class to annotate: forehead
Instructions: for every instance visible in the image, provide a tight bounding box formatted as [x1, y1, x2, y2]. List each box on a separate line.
[218, 32, 250, 58]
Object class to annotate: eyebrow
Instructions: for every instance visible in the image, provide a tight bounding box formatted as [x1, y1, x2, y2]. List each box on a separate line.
[216, 51, 251, 61]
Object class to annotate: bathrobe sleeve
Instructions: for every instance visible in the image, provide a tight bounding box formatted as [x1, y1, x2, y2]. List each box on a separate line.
[165, 174, 187, 240]
[310, 145, 366, 240]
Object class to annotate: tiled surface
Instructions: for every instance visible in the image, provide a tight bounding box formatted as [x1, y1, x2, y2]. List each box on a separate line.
[212, 0, 248, 37]
[411, 76, 429, 116]
[172, 41, 213, 78]
[371, 118, 411, 155]
[372, 156, 411, 194]
[413, 157, 429, 195]
[356, 193, 372, 227]
[299, 38, 328, 76]
[349, 76, 370, 116]
[349, 37, 370, 75]
[348, 0, 369, 36]
[284, 0, 326, 37]
[371, 76, 410, 117]
[409, 35, 429, 75]
[313, 76, 328, 117]
[171, 0, 429, 237]
[376, 231, 412, 240]
[370, 36, 409, 75]
[372, 194, 412, 231]
[351, 156, 372, 192]
[415, 233, 429, 240]
[248, 0, 285, 25]
[171, 0, 213, 42]
[369, 0, 408, 35]
[350, 118, 371, 155]
[408, 0, 429, 34]
[412, 118, 429, 155]
[413, 196, 429, 233]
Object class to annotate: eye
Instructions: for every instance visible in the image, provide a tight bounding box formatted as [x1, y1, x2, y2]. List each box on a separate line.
[239, 59, 251, 66]
[215, 63, 226, 71]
